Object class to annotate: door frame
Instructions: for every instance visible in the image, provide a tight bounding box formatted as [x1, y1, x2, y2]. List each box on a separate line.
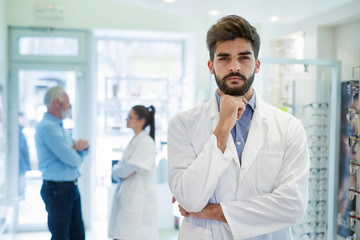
[7, 27, 95, 232]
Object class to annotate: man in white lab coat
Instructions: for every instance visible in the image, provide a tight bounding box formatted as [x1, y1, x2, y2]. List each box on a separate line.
[167, 15, 310, 239]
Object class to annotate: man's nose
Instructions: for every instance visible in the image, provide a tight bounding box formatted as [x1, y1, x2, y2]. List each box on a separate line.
[229, 61, 241, 72]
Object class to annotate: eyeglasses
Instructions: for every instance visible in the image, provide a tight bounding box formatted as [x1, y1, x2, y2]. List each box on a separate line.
[348, 133, 360, 148]
[347, 80, 360, 96]
[346, 106, 360, 122]
[310, 156, 328, 163]
[309, 178, 327, 186]
[309, 146, 328, 153]
[282, 102, 294, 113]
[304, 102, 329, 110]
[312, 113, 328, 118]
[304, 221, 326, 228]
[346, 233, 357, 240]
[126, 115, 138, 120]
[307, 210, 326, 217]
[349, 211, 360, 228]
[348, 186, 360, 201]
[349, 160, 360, 175]
[310, 168, 327, 176]
[308, 200, 326, 208]
[308, 135, 328, 144]
[300, 232, 325, 239]
[305, 124, 328, 130]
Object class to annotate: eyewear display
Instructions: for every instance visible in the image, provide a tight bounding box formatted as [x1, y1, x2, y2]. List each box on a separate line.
[349, 160, 360, 176]
[348, 133, 360, 148]
[347, 80, 360, 96]
[348, 186, 360, 201]
[346, 106, 359, 122]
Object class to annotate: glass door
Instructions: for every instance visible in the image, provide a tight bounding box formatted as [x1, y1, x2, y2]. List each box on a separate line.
[9, 65, 80, 231]
[7, 27, 93, 232]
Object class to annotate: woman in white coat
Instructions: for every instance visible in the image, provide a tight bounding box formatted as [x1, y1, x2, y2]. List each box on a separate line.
[108, 105, 157, 240]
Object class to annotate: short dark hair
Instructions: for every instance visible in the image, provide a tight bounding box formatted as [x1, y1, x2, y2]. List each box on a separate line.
[206, 15, 261, 61]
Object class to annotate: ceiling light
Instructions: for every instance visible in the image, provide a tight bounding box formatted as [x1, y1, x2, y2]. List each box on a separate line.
[208, 10, 220, 16]
[163, 0, 176, 3]
[269, 16, 280, 22]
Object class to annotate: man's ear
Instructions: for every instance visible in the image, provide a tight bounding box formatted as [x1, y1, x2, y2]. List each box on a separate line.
[53, 98, 61, 108]
[208, 60, 214, 74]
[255, 59, 261, 74]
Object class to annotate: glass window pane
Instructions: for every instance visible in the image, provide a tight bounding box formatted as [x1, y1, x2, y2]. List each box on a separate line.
[18, 69, 76, 226]
[19, 37, 79, 56]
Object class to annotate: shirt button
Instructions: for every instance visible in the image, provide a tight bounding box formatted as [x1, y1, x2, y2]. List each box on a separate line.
[237, 141, 241, 145]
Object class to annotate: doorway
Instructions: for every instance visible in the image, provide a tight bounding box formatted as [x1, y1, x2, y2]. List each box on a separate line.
[7, 27, 93, 232]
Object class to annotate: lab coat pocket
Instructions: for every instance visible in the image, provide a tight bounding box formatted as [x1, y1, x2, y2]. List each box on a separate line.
[180, 220, 213, 240]
[256, 151, 284, 192]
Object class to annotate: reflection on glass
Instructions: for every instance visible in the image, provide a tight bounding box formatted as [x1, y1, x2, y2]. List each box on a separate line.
[0, 85, 5, 189]
[96, 37, 188, 231]
[19, 37, 79, 56]
[18, 69, 76, 226]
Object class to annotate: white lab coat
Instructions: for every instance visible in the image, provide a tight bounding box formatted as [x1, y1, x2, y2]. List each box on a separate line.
[108, 131, 157, 240]
[168, 92, 310, 240]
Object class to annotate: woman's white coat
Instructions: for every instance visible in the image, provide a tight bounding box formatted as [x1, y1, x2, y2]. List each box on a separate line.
[109, 130, 157, 240]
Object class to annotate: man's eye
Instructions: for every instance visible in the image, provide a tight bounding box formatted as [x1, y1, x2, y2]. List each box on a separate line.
[219, 57, 229, 61]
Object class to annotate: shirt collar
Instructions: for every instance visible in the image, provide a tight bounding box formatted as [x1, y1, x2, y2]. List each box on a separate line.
[215, 90, 256, 111]
[44, 112, 63, 127]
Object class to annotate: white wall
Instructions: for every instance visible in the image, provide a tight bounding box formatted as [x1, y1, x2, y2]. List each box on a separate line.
[333, 19, 360, 81]
[6, 0, 214, 98]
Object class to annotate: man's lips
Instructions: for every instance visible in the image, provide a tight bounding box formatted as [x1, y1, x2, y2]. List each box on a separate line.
[227, 76, 243, 82]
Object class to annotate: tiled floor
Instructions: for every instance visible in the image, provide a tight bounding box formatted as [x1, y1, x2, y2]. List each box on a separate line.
[2, 220, 179, 240]
[2, 229, 179, 240]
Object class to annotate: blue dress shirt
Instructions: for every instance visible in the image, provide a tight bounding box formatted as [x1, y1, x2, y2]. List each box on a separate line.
[215, 91, 256, 164]
[35, 113, 89, 181]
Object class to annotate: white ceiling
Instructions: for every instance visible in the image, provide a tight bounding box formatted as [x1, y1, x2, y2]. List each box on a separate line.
[116, 0, 358, 24]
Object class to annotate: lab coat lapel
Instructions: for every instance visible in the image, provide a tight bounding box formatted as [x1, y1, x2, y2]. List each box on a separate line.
[209, 95, 241, 168]
[240, 100, 269, 184]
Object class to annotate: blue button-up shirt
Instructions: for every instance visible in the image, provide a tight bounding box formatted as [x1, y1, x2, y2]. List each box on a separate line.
[215, 91, 256, 164]
[35, 113, 89, 181]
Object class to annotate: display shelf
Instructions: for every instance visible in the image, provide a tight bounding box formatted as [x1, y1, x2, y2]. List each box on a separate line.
[260, 58, 341, 240]
[104, 77, 169, 134]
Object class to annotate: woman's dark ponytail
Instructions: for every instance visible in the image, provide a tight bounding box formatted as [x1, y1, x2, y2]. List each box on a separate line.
[148, 105, 155, 140]
[132, 105, 156, 140]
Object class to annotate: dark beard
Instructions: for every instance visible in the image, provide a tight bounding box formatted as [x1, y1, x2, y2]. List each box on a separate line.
[214, 70, 255, 96]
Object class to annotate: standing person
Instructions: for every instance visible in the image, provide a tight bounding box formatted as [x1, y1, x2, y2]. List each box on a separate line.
[168, 15, 310, 239]
[108, 105, 157, 240]
[35, 86, 89, 240]
[18, 118, 30, 199]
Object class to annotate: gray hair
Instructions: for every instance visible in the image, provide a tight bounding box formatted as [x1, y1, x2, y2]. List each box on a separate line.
[44, 86, 65, 107]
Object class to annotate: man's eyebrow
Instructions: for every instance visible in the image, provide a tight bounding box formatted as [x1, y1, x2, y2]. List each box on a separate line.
[238, 51, 253, 56]
[216, 51, 253, 57]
